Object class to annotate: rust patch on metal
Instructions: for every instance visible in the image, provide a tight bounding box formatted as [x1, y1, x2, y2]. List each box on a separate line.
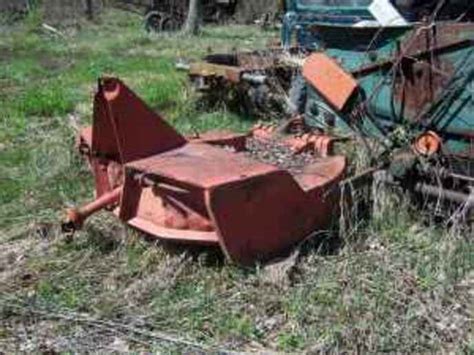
[413, 131, 442, 156]
[64, 77, 347, 265]
[393, 58, 454, 118]
[303, 53, 358, 111]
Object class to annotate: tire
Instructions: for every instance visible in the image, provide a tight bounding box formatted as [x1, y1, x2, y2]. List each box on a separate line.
[144, 11, 162, 32]
[161, 16, 180, 31]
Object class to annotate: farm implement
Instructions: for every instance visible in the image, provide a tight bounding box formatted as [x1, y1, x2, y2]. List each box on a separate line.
[185, 0, 474, 218]
[183, 48, 304, 118]
[63, 78, 346, 265]
[63, 0, 473, 264]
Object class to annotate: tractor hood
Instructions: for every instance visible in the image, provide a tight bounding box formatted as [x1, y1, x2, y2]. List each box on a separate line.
[285, 0, 373, 26]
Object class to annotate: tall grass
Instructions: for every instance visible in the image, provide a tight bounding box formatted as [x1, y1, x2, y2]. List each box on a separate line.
[0, 8, 472, 353]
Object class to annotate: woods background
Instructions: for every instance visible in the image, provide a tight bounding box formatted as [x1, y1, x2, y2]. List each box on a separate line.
[0, 0, 278, 23]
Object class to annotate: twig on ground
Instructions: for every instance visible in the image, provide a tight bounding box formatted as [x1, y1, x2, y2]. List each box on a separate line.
[0, 298, 222, 351]
[41, 23, 67, 39]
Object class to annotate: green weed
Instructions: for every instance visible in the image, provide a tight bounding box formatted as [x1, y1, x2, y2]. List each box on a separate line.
[36, 279, 89, 309]
[277, 332, 305, 351]
[0, 8, 471, 354]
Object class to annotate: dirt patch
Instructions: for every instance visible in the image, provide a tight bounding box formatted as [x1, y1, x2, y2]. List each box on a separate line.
[0, 46, 70, 72]
[0, 223, 56, 294]
[0, 315, 136, 353]
[0, 46, 14, 62]
[38, 55, 70, 71]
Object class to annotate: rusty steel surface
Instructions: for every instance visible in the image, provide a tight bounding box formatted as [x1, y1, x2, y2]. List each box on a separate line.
[93, 77, 187, 164]
[391, 23, 469, 120]
[303, 53, 358, 111]
[189, 130, 248, 151]
[188, 49, 296, 83]
[186, 48, 300, 119]
[127, 143, 278, 189]
[188, 62, 243, 82]
[252, 123, 337, 157]
[235, 51, 281, 70]
[413, 131, 442, 157]
[65, 77, 347, 265]
[63, 187, 122, 232]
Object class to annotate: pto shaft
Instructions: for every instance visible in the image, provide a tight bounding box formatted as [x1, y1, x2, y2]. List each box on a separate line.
[62, 187, 122, 233]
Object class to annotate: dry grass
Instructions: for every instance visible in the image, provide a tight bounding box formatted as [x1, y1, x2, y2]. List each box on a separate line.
[0, 8, 473, 354]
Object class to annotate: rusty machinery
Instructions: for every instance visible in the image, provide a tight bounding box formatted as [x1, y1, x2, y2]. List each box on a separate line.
[183, 48, 303, 118]
[185, 1, 474, 221]
[63, 77, 347, 265]
[63, 2, 473, 265]
[297, 20, 474, 220]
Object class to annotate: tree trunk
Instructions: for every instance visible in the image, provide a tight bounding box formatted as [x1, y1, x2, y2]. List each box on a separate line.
[85, 0, 93, 20]
[183, 0, 201, 35]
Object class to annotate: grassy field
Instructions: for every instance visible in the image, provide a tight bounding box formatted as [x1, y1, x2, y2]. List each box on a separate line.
[0, 9, 473, 353]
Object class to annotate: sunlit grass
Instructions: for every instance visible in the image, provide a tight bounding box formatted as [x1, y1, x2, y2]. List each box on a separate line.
[0, 8, 472, 354]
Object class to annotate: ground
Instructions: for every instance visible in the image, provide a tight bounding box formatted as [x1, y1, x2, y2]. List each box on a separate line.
[0, 9, 473, 353]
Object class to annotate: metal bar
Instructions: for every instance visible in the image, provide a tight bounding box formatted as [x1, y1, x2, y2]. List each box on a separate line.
[424, 166, 474, 184]
[340, 167, 379, 190]
[414, 183, 474, 207]
[377, 171, 474, 208]
[62, 187, 122, 232]
[449, 173, 474, 184]
[175, 62, 191, 71]
[133, 172, 190, 194]
[241, 73, 267, 84]
[352, 40, 473, 78]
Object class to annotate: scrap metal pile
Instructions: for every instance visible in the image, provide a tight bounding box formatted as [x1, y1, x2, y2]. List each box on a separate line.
[186, 0, 474, 214]
[184, 49, 303, 118]
[64, 0, 473, 265]
[244, 137, 316, 175]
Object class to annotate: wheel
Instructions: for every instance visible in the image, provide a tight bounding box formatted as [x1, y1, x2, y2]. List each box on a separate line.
[144, 11, 162, 32]
[160, 16, 180, 31]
